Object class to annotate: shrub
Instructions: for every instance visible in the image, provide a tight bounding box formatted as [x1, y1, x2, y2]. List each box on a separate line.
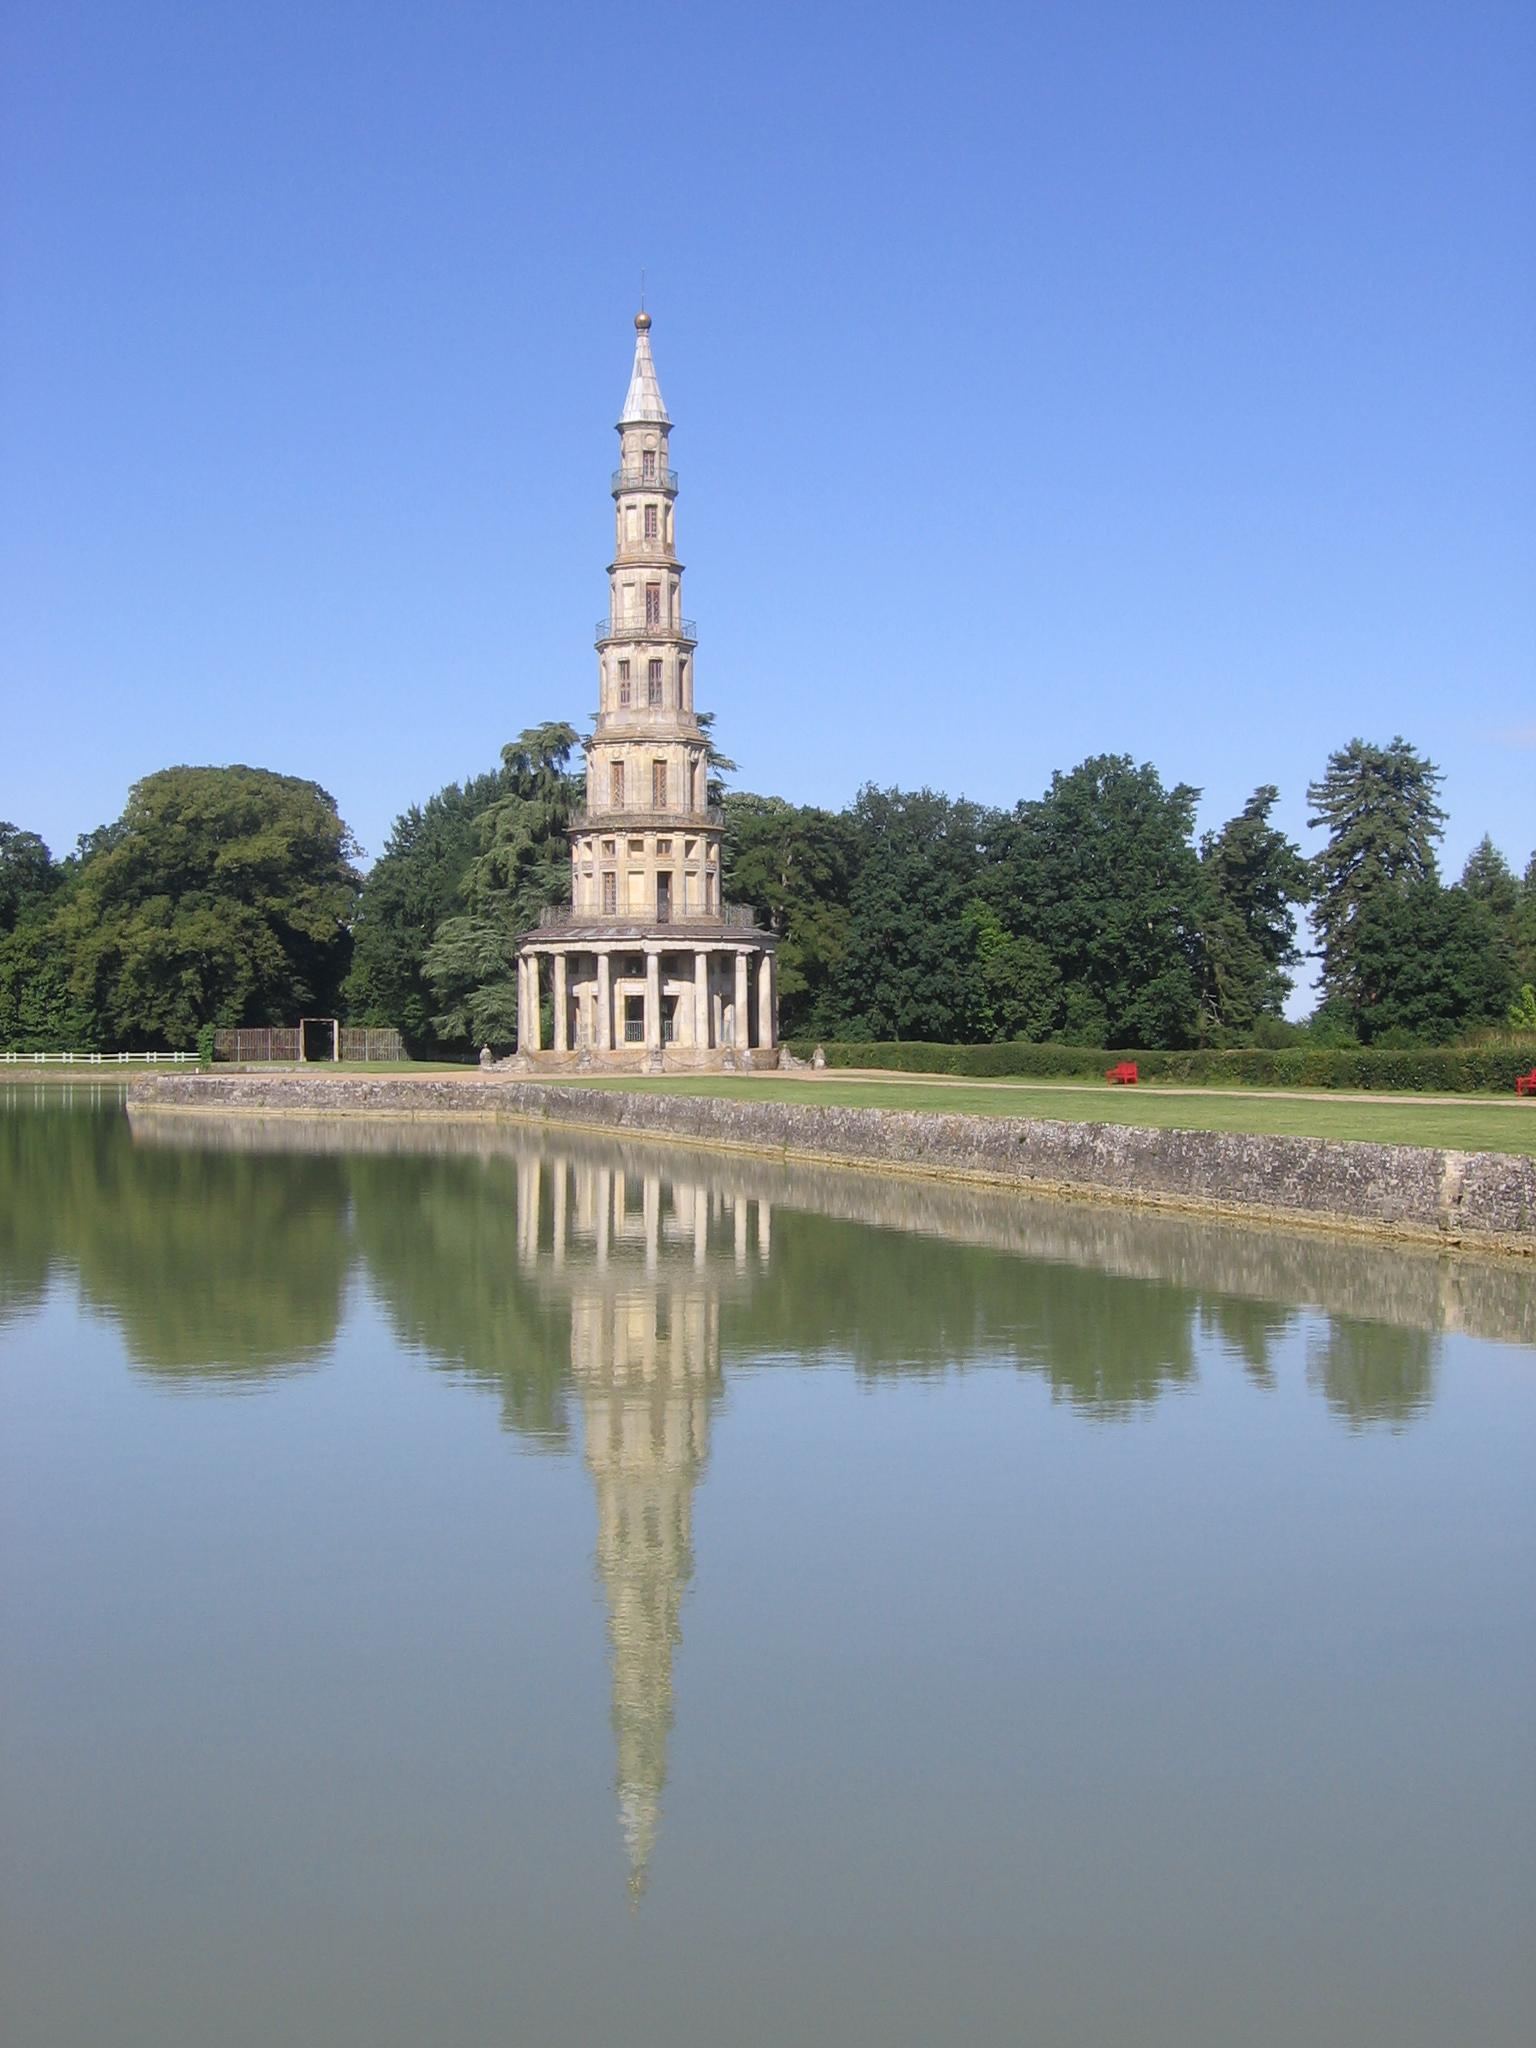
[783, 1039, 1536, 1093]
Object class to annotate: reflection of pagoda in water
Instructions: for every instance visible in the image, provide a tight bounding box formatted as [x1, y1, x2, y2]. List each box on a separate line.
[519, 1148, 768, 1899]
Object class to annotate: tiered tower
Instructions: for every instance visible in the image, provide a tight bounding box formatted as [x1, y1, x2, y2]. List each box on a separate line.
[516, 313, 776, 1063]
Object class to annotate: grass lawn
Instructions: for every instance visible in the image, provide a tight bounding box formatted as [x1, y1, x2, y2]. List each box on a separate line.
[0, 1059, 472, 1082]
[552, 1073, 1536, 1159]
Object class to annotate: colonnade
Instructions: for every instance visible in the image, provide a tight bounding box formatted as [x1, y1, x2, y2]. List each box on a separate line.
[516, 942, 776, 1057]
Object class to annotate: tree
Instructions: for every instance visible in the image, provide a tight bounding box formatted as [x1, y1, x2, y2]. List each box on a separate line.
[57, 766, 360, 1048]
[0, 824, 94, 1051]
[343, 766, 510, 1051]
[423, 724, 582, 1048]
[1348, 881, 1513, 1043]
[1459, 834, 1519, 923]
[0, 824, 59, 932]
[829, 787, 999, 1040]
[961, 902, 1060, 1042]
[1307, 736, 1446, 1008]
[1197, 786, 1310, 1037]
[722, 794, 856, 1035]
[1517, 852, 1536, 990]
[998, 755, 1207, 1047]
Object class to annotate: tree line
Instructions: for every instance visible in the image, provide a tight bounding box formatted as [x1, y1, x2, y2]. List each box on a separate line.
[4, 734, 1532, 1055]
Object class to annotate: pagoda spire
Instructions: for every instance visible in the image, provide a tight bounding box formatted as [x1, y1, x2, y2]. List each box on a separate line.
[620, 310, 670, 426]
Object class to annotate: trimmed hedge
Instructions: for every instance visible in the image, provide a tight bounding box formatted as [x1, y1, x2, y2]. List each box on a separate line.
[784, 1039, 1536, 1095]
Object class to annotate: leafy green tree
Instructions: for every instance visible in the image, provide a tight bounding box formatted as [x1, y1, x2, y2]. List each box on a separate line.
[1459, 834, 1519, 923]
[0, 824, 60, 931]
[423, 723, 581, 1048]
[1307, 736, 1446, 1008]
[0, 823, 96, 1051]
[998, 755, 1206, 1048]
[57, 766, 360, 1048]
[343, 766, 509, 1050]
[1196, 786, 1310, 1037]
[722, 794, 856, 1035]
[1348, 880, 1513, 1043]
[830, 787, 999, 1040]
[1518, 853, 1536, 989]
[960, 901, 1060, 1042]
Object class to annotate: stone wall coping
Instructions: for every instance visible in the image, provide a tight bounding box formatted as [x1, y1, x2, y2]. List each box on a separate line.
[123, 1074, 1536, 1256]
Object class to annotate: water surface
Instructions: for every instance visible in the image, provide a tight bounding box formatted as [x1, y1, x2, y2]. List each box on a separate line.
[2, 1090, 1532, 2047]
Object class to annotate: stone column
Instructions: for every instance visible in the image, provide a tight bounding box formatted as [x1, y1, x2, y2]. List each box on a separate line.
[596, 951, 612, 1051]
[517, 1157, 541, 1263]
[694, 951, 710, 1049]
[553, 952, 568, 1053]
[643, 1172, 659, 1280]
[595, 1166, 611, 1268]
[517, 956, 530, 1051]
[551, 1156, 568, 1265]
[645, 948, 662, 1050]
[524, 955, 542, 1053]
[734, 952, 750, 1049]
[757, 950, 774, 1050]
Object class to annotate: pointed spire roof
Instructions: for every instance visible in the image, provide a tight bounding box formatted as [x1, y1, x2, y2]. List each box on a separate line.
[619, 311, 670, 426]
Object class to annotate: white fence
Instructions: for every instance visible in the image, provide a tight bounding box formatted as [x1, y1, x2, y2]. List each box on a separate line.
[0, 1050, 199, 1064]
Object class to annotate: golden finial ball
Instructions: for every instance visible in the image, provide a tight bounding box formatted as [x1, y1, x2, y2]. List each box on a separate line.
[634, 310, 652, 330]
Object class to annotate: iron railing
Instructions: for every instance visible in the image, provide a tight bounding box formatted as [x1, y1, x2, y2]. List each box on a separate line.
[596, 617, 697, 643]
[611, 465, 678, 494]
[534, 902, 761, 934]
[569, 807, 725, 832]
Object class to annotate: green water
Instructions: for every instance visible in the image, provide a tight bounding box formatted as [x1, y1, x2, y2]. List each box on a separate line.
[2, 1089, 1532, 2048]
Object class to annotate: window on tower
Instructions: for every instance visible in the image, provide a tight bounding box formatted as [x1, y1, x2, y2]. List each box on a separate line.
[617, 658, 631, 707]
[645, 583, 661, 626]
[642, 449, 656, 481]
[652, 760, 668, 808]
[644, 504, 658, 541]
[602, 872, 617, 914]
[610, 761, 625, 808]
[647, 659, 663, 706]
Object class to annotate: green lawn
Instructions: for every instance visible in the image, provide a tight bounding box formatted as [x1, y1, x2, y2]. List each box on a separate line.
[551, 1073, 1536, 1158]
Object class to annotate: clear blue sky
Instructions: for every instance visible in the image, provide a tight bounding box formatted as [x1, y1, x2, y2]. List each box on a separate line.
[4, 3, 1532, 939]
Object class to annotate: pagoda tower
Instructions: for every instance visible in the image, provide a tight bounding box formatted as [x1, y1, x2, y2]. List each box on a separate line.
[515, 313, 777, 1064]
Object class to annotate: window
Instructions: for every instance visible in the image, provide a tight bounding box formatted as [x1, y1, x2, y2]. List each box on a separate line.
[652, 760, 668, 808]
[648, 658, 663, 706]
[610, 761, 625, 808]
[642, 449, 656, 481]
[656, 839, 672, 856]
[617, 658, 630, 707]
[644, 504, 658, 542]
[645, 583, 661, 626]
[624, 995, 645, 1044]
[628, 839, 644, 855]
[601, 839, 616, 857]
[602, 872, 616, 914]
[676, 659, 687, 703]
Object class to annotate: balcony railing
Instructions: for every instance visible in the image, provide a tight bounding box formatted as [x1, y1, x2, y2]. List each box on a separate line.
[569, 807, 725, 832]
[612, 465, 678, 494]
[596, 617, 697, 644]
[534, 901, 762, 934]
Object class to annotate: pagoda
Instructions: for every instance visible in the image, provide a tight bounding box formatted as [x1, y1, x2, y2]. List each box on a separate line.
[515, 313, 777, 1063]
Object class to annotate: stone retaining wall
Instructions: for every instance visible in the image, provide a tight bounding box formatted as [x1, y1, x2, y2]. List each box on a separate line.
[125, 1073, 1536, 1254]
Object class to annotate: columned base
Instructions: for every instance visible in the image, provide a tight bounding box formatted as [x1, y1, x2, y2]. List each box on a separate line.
[515, 933, 778, 1062]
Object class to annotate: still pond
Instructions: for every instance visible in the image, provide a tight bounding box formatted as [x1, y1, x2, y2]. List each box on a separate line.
[1, 1088, 1532, 2047]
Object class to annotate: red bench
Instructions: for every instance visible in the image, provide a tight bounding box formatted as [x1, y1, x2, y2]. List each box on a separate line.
[1105, 1061, 1139, 1086]
[1517, 1068, 1536, 1096]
